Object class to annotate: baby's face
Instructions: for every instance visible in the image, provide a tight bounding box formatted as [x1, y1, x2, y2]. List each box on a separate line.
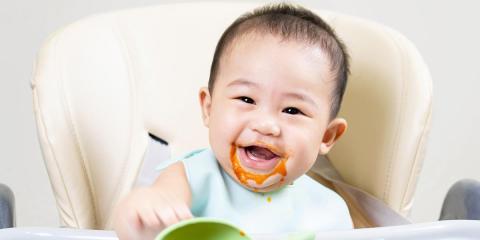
[200, 34, 346, 192]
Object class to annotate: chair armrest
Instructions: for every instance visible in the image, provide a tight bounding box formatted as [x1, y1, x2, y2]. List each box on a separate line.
[0, 183, 15, 228]
[440, 179, 480, 220]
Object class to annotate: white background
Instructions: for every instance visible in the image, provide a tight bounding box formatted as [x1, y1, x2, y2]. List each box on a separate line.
[0, 0, 479, 227]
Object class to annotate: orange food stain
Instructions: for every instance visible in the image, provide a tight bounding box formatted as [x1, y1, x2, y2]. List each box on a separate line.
[239, 230, 246, 236]
[230, 144, 288, 189]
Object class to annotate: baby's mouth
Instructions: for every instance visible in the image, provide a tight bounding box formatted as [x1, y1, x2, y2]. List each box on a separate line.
[240, 145, 282, 173]
[230, 144, 288, 191]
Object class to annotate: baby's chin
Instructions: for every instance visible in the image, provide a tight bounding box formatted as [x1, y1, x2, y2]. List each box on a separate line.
[226, 171, 288, 192]
[244, 173, 285, 191]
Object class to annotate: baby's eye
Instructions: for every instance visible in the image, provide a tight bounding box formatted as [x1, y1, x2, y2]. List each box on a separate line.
[283, 107, 303, 115]
[236, 96, 255, 104]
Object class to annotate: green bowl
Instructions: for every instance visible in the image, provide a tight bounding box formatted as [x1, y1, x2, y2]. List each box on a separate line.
[155, 218, 251, 240]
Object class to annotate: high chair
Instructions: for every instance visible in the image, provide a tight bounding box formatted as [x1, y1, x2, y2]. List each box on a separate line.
[31, 2, 432, 230]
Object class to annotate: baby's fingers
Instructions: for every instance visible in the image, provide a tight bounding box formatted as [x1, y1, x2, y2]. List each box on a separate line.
[138, 206, 164, 230]
[154, 206, 180, 227]
[174, 203, 193, 220]
[114, 209, 143, 240]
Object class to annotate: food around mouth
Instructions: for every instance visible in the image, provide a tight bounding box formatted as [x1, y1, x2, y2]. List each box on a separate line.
[230, 144, 288, 191]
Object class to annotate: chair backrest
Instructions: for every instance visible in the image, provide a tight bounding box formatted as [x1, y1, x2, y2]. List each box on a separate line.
[32, 2, 432, 229]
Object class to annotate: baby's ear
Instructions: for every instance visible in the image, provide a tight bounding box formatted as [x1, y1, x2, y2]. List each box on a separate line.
[319, 118, 347, 155]
[199, 87, 212, 127]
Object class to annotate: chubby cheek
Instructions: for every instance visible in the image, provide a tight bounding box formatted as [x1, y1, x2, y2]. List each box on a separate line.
[210, 106, 242, 142]
[284, 124, 324, 181]
[208, 103, 245, 172]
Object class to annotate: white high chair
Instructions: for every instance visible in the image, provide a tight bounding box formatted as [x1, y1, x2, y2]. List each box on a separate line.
[31, 2, 432, 230]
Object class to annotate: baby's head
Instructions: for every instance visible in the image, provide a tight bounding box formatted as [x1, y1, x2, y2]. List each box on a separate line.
[199, 3, 349, 192]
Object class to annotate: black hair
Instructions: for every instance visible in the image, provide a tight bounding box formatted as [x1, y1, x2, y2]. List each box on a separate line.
[208, 3, 350, 118]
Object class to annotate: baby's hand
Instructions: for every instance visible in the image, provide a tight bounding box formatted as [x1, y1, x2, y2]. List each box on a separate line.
[113, 186, 193, 240]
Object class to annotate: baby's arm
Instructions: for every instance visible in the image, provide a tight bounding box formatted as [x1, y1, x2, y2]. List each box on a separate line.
[113, 162, 192, 240]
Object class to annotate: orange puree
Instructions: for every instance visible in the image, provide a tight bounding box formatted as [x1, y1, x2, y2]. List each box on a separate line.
[230, 144, 288, 189]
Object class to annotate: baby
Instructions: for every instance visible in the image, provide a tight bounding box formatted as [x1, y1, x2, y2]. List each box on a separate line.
[114, 3, 352, 239]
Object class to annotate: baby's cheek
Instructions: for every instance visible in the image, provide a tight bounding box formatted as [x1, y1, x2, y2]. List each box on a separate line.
[216, 114, 242, 138]
[285, 158, 308, 181]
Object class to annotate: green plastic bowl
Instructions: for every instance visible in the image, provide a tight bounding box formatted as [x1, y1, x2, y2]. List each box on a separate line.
[155, 218, 251, 240]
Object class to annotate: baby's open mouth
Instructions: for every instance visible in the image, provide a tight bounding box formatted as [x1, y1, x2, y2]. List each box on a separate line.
[230, 143, 288, 191]
[246, 146, 279, 160]
[239, 145, 282, 173]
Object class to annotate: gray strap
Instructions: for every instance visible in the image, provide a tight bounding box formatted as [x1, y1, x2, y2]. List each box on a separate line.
[440, 179, 480, 220]
[0, 183, 15, 228]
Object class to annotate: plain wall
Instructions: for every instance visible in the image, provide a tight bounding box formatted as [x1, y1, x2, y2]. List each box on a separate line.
[0, 0, 478, 227]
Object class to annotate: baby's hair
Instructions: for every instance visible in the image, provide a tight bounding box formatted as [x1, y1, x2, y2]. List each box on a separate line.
[208, 3, 350, 118]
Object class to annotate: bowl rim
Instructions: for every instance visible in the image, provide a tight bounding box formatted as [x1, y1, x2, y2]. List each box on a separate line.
[155, 217, 249, 239]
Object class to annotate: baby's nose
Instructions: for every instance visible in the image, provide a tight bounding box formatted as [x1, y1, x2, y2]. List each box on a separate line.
[250, 118, 281, 137]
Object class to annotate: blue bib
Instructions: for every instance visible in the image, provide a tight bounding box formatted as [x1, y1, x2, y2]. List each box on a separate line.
[169, 149, 352, 234]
